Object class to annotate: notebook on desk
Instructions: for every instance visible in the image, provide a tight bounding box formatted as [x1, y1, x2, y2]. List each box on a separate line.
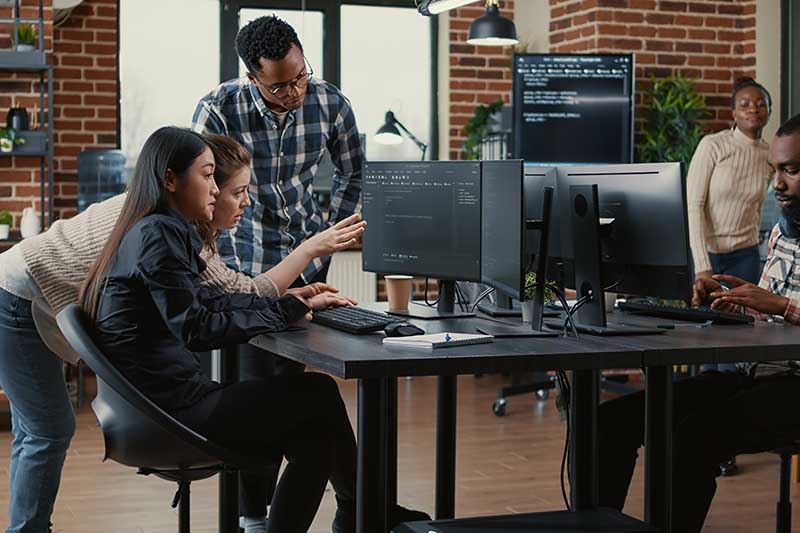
[382, 332, 493, 349]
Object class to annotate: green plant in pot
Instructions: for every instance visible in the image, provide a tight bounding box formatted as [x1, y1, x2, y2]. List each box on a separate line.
[0, 127, 25, 153]
[461, 99, 504, 160]
[521, 271, 553, 323]
[637, 76, 706, 171]
[15, 23, 37, 52]
[0, 210, 12, 240]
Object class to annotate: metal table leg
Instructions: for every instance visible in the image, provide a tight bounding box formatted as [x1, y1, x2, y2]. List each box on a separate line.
[386, 377, 398, 511]
[218, 346, 239, 533]
[569, 369, 599, 510]
[436, 375, 457, 519]
[358, 378, 388, 533]
[645, 365, 673, 532]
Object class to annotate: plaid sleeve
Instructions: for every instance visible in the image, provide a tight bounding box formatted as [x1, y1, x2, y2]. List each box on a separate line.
[746, 225, 781, 322]
[327, 95, 363, 225]
[192, 98, 228, 135]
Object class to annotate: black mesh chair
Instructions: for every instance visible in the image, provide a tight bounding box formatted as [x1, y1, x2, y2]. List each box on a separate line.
[55, 303, 266, 533]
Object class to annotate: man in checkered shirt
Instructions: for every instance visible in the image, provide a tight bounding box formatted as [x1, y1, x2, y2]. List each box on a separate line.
[191, 16, 365, 533]
[597, 113, 800, 533]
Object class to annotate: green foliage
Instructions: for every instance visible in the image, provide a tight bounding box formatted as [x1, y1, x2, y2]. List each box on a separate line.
[0, 128, 25, 145]
[637, 76, 706, 171]
[0, 211, 12, 226]
[16, 23, 37, 45]
[461, 99, 504, 160]
[523, 271, 553, 302]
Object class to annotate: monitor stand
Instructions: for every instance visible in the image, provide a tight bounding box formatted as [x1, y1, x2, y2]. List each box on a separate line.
[476, 186, 559, 338]
[477, 291, 521, 317]
[386, 280, 475, 320]
[556, 184, 663, 336]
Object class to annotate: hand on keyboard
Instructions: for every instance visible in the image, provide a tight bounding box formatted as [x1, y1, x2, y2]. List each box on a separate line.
[307, 292, 357, 311]
[708, 274, 790, 316]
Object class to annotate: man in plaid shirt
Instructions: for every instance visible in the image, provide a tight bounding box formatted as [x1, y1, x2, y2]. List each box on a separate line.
[597, 113, 800, 533]
[191, 16, 367, 533]
[192, 16, 363, 285]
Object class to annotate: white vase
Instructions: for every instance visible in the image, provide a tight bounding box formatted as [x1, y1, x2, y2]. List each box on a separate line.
[521, 300, 534, 323]
[0, 224, 9, 240]
[20, 207, 40, 238]
[15, 44, 35, 52]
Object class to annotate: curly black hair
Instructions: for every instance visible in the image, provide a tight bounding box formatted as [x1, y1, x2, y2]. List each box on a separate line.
[731, 76, 772, 114]
[777, 114, 800, 138]
[235, 15, 304, 74]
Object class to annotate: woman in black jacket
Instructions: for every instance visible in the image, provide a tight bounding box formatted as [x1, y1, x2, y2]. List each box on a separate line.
[79, 127, 370, 533]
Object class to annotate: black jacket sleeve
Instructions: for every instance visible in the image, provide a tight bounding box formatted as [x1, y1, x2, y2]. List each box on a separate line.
[136, 222, 309, 352]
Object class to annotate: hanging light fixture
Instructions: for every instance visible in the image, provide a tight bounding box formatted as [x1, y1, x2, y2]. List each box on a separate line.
[416, 0, 479, 16]
[467, 0, 518, 46]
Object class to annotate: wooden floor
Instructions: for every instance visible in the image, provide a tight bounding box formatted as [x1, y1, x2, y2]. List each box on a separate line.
[0, 373, 796, 532]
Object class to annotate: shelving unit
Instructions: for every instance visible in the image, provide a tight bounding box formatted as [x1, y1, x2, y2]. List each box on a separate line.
[0, 0, 54, 238]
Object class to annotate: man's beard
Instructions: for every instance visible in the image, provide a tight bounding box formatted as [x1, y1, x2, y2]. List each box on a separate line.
[778, 194, 800, 225]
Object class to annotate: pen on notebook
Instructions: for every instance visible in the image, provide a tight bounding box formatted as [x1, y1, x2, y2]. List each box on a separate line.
[445, 334, 452, 342]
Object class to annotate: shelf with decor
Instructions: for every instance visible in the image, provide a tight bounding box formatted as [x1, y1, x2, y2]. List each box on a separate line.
[0, 0, 54, 235]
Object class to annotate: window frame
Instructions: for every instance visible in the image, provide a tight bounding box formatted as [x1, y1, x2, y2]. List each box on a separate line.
[219, 0, 439, 158]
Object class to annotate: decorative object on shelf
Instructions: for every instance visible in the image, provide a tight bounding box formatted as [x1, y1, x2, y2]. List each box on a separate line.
[14, 23, 37, 52]
[0, 210, 11, 240]
[521, 271, 552, 323]
[467, 0, 517, 46]
[374, 110, 428, 160]
[637, 76, 706, 171]
[0, 127, 25, 152]
[6, 106, 29, 131]
[461, 99, 503, 160]
[20, 206, 40, 238]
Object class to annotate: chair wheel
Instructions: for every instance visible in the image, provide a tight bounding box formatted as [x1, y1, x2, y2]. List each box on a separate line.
[536, 389, 550, 400]
[492, 398, 507, 416]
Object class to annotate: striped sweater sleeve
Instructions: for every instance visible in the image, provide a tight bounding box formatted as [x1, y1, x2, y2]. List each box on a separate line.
[198, 247, 279, 298]
[686, 136, 717, 274]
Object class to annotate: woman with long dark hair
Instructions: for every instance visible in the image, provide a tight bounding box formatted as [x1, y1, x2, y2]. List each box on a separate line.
[79, 126, 363, 533]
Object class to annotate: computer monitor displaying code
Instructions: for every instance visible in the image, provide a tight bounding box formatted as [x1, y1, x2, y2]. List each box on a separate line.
[513, 53, 634, 165]
[361, 161, 481, 282]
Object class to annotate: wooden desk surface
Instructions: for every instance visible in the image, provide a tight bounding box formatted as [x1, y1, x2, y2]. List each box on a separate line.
[250, 307, 800, 379]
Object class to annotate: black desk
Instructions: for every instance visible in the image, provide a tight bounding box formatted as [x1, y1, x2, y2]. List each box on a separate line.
[250, 315, 645, 532]
[605, 312, 800, 532]
[247, 312, 800, 533]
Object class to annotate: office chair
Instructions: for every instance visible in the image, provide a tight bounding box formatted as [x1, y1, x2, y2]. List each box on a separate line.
[55, 304, 269, 533]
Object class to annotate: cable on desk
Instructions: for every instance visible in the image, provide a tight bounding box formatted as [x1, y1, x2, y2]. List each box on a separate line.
[562, 295, 589, 333]
[555, 369, 572, 510]
[470, 286, 495, 312]
[424, 277, 439, 307]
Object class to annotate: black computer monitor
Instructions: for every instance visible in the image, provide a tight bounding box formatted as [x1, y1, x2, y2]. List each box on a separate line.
[361, 160, 481, 319]
[481, 160, 525, 301]
[513, 53, 634, 165]
[548, 163, 690, 334]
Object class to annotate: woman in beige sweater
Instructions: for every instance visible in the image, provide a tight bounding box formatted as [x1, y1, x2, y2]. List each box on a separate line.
[0, 134, 364, 532]
[687, 77, 773, 285]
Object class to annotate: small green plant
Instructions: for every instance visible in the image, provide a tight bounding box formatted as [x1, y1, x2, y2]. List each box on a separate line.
[523, 271, 553, 302]
[0, 128, 25, 144]
[637, 76, 706, 171]
[16, 23, 37, 45]
[461, 99, 504, 160]
[0, 211, 12, 226]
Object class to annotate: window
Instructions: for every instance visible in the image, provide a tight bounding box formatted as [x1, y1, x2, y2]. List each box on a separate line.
[340, 5, 432, 161]
[119, 0, 220, 166]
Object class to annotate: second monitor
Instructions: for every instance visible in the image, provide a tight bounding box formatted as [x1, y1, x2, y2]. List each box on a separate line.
[361, 160, 481, 318]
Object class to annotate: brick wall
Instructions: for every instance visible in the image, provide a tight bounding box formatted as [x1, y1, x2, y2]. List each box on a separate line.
[0, 0, 117, 232]
[549, 0, 757, 135]
[448, 0, 515, 160]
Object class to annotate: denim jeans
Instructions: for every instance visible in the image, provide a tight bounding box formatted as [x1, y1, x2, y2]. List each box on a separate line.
[0, 288, 75, 533]
[703, 245, 762, 372]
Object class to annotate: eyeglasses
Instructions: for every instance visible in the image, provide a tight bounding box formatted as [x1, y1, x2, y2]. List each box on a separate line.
[259, 57, 313, 98]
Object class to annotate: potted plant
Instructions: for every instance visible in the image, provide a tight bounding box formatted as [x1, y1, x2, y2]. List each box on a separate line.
[15, 23, 37, 52]
[0, 210, 12, 240]
[637, 76, 706, 170]
[521, 271, 553, 323]
[461, 99, 505, 160]
[0, 127, 25, 153]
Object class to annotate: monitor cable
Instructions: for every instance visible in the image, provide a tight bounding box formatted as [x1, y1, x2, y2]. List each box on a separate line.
[555, 369, 572, 510]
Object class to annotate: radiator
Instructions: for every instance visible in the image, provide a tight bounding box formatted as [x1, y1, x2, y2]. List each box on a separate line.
[327, 250, 377, 303]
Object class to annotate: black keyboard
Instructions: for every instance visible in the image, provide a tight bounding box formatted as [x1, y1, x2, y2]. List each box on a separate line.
[312, 306, 399, 334]
[618, 301, 754, 325]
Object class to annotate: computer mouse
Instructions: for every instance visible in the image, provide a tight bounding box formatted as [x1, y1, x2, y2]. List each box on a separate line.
[384, 321, 425, 337]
